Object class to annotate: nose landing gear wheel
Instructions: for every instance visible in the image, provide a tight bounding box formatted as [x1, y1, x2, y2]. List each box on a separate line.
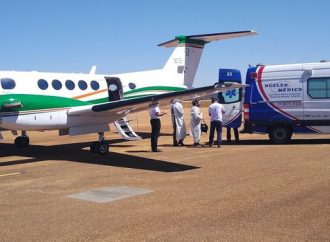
[14, 136, 30, 148]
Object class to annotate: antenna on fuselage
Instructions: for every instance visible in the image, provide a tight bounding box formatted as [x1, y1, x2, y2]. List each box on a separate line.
[89, 65, 97, 74]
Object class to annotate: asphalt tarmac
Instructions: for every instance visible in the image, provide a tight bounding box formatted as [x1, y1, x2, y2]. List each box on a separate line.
[1, 104, 330, 241]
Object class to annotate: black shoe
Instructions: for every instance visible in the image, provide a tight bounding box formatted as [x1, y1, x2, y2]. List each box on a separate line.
[173, 143, 179, 147]
[152, 149, 162, 152]
[217, 144, 221, 148]
[178, 140, 185, 146]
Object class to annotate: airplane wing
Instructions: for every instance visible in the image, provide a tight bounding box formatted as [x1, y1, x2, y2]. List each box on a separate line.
[67, 83, 245, 122]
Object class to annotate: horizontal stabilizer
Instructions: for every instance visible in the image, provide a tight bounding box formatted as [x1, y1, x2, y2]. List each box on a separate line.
[158, 30, 257, 48]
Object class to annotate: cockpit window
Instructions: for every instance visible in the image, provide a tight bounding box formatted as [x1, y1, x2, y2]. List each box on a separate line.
[1, 78, 16, 89]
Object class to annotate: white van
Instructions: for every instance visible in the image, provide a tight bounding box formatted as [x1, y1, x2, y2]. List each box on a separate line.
[243, 61, 330, 143]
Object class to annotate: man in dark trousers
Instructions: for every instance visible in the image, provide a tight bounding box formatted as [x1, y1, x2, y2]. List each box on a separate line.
[227, 127, 239, 143]
[208, 97, 226, 148]
[149, 101, 167, 152]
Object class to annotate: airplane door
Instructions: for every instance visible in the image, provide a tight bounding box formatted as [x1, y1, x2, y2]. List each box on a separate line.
[105, 77, 123, 101]
[104, 77, 142, 140]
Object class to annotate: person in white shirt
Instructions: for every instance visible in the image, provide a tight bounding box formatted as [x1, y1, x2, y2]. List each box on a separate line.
[172, 99, 186, 146]
[149, 101, 167, 152]
[208, 97, 225, 148]
[190, 99, 203, 147]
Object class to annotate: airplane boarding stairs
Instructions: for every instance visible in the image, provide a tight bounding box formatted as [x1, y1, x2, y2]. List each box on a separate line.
[113, 117, 142, 140]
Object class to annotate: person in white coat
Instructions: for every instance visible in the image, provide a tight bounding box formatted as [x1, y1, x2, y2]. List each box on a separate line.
[170, 99, 178, 146]
[172, 99, 186, 146]
[190, 99, 203, 147]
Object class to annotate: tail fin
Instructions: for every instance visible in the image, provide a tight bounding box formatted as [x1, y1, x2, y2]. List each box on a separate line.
[158, 30, 257, 88]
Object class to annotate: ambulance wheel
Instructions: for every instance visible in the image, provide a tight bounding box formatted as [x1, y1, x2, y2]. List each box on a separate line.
[269, 125, 292, 144]
[14, 136, 30, 148]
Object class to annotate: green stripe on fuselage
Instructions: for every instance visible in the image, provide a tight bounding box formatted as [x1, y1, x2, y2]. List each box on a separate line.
[84, 86, 186, 104]
[0, 94, 88, 112]
[0, 86, 186, 112]
[124, 86, 185, 95]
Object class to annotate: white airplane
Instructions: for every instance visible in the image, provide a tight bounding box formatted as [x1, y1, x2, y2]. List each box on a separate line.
[0, 30, 257, 154]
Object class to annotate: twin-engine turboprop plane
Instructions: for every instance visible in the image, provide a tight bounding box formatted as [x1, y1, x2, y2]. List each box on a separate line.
[0, 31, 256, 154]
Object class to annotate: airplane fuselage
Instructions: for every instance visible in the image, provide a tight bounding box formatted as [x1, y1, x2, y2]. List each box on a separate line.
[0, 70, 186, 131]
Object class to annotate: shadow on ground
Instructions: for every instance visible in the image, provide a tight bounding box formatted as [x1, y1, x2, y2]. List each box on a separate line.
[2, 137, 329, 170]
[0, 141, 199, 172]
[161, 138, 330, 147]
[226, 138, 330, 145]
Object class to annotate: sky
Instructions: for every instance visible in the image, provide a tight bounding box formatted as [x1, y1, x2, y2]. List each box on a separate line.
[0, 0, 329, 87]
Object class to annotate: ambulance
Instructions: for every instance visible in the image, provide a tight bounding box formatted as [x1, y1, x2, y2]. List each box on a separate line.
[242, 61, 330, 143]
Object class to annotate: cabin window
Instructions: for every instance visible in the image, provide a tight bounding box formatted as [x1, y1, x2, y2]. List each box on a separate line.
[65, 80, 75, 90]
[128, 82, 136, 89]
[308, 78, 330, 98]
[38, 79, 48, 90]
[78, 80, 87, 90]
[52, 79, 62, 90]
[1, 78, 16, 89]
[91, 80, 100, 90]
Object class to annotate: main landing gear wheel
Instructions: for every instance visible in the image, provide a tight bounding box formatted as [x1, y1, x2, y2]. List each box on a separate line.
[90, 132, 109, 155]
[14, 136, 30, 148]
[90, 141, 109, 155]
